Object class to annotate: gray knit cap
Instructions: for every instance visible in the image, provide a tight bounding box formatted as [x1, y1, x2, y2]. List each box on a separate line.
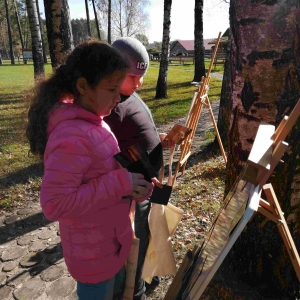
[112, 37, 149, 76]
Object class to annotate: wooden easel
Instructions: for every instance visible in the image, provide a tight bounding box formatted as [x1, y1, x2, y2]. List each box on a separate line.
[241, 98, 300, 283]
[171, 32, 227, 186]
[243, 99, 300, 189]
[258, 183, 300, 281]
[164, 99, 300, 299]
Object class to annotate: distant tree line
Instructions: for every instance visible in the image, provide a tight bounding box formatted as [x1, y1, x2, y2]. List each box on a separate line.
[2, 0, 206, 99]
[0, 0, 151, 58]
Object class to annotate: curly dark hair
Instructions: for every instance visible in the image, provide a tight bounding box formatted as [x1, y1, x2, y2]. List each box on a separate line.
[26, 40, 129, 158]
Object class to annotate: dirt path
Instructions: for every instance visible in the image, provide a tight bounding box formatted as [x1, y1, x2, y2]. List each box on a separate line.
[157, 99, 221, 180]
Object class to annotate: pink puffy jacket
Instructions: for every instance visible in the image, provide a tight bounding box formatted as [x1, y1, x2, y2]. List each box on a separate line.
[41, 104, 135, 283]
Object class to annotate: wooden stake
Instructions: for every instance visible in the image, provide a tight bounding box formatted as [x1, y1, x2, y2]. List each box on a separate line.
[163, 245, 199, 300]
[206, 95, 227, 164]
[167, 146, 175, 186]
[272, 100, 300, 147]
[207, 32, 222, 78]
[260, 184, 300, 282]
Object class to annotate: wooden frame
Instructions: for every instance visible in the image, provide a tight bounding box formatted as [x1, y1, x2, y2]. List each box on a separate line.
[164, 177, 260, 300]
[243, 99, 300, 188]
[258, 184, 300, 281]
[170, 32, 227, 186]
[186, 183, 260, 300]
[164, 99, 300, 299]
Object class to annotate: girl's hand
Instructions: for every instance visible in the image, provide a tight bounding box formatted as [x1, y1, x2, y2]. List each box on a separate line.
[130, 173, 153, 198]
[159, 133, 175, 149]
[151, 177, 163, 188]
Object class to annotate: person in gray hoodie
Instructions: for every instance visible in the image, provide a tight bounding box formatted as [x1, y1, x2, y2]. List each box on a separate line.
[104, 37, 173, 300]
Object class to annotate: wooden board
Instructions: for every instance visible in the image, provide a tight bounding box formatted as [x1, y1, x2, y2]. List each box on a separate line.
[185, 182, 260, 299]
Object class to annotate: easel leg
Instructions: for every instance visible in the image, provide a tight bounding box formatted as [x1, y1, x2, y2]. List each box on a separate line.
[206, 97, 227, 164]
[181, 105, 204, 174]
[260, 184, 300, 281]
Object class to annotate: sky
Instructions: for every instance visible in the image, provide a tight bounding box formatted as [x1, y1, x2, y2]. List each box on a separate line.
[38, 0, 229, 42]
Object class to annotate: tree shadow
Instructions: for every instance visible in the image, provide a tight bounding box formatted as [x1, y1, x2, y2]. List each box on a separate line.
[0, 99, 25, 105]
[0, 212, 52, 246]
[0, 210, 65, 288]
[163, 141, 224, 179]
[0, 162, 44, 187]
[141, 81, 192, 94]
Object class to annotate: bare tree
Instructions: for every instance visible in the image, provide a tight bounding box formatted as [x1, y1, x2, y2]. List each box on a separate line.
[155, 0, 172, 99]
[85, 0, 92, 37]
[5, 0, 15, 64]
[43, 0, 74, 69]
[23, 8, 29, 48]
[221, 0, 300, 298]
[91, 0, 101, 40]
[35, 0, 47, 63]
[25, 0, 44, 81]
[13, 0, 25, 49]
[193, 0, 205, 82]
[97, 0, 149, 41]
[108, 0, 111, 43]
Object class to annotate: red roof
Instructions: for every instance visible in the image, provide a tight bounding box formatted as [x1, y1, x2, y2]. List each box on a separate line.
[173, 39, 216, 51]
[203, 39, 215, 50]
[177, 40, 194, 51]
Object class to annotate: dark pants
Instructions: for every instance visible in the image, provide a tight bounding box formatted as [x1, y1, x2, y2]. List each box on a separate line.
[133, 200, 151, 299]
[77, 266, 126, 300]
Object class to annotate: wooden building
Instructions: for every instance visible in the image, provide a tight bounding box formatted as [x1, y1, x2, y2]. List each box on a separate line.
[208, 30, 229, 67]
[170, 39, 221, 57]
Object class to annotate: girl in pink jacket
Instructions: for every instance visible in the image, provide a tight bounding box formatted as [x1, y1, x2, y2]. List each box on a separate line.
[26, 41, 153, 300]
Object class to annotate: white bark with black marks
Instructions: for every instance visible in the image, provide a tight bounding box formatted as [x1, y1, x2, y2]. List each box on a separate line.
[155, 0, 172, 99]
[26, 0, 44, 81]
[44, 0, 74, 68]
[222, 0, 300, 297]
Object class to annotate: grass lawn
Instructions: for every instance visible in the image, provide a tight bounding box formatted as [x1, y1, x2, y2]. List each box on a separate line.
[0, 59, 223, 210]
[142, 60, 223, 124]
[0, 60, 236, 298]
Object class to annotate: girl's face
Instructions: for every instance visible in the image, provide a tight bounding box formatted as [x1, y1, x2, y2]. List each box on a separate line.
[120, 74, 143, 96]
[80, 72, 126, 117]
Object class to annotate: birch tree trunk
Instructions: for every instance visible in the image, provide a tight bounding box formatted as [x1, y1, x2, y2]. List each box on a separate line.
[13, 0, 25, 49]
[108, 0, 111, 44]
[85, 0, 92, 37]
[193, 0, 205, 82]
[43, 0, 74, 69]
[5, 0, 15, 65]
[92, 0, 101, 40]
[155, 0, 172, 99]
[216, 32, 231, 150]
[26, 0, 44, 81]
[23, 9, 29, 48]
[222, 0, 300, 297]
[36, 0, 47, 63]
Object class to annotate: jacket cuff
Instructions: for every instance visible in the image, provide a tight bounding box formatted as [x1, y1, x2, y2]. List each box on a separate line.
[117, 168, 133, 196]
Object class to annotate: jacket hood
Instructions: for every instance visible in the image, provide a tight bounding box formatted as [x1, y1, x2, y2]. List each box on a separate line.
[47, 104, 103, 136]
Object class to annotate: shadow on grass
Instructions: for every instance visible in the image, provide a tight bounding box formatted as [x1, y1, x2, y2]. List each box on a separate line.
[0, 162, 43, 187]
[141, 81, 193, 94]
[164, 141, 225, 178]
[146, 97, 192, 110]
[0, 98, 25, 105]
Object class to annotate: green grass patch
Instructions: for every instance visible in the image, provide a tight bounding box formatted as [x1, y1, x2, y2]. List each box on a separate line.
[0, 60, 223, 210]
[140, 60, 222, 124]
[204, 128, 217, 142]
[0, 63, 54, 210]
